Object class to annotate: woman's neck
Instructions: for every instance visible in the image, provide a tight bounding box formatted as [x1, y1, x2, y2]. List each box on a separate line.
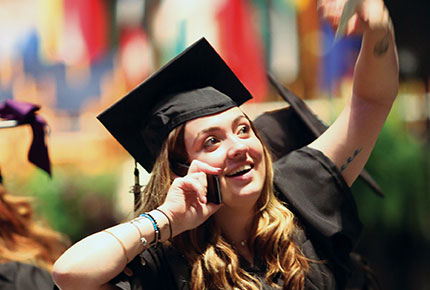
[215, 205, 257, 265]
[214, 205, 256, 252]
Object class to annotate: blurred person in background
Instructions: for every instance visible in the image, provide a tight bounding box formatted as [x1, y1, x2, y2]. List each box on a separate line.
[0, 101, 69, 289]
[0, 181, 68, 290]
[52, 0, 398, 289]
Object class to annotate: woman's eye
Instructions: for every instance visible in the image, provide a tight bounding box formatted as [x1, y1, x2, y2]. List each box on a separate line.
[203, 137, 219, 148]
[238, 125, 250, 135]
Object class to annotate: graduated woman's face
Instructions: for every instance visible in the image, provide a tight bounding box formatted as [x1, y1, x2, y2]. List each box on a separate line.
[184, 107, 266, 208]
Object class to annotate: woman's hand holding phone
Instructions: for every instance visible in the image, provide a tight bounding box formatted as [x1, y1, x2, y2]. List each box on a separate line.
[158, 160, 223, 238]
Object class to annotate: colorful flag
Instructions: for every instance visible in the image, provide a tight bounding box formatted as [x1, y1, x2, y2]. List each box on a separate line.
[63, 0, 109, 64]
[37, 0, 64, 62]
[217, 0, 268, 102]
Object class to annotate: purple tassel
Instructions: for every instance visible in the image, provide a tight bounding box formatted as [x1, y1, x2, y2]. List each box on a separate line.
[0, 100, 51, 176]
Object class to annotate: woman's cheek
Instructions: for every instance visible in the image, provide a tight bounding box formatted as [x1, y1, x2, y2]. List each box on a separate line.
[205, 152, 226, 168]
[193, 150, 226, 168]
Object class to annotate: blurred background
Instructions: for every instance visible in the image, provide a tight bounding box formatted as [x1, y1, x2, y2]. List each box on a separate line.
[0, 0, 429, 289]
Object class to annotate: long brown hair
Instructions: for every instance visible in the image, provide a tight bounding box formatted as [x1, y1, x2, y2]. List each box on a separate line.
[0, 184, 68, 272]
[138, 114, 309, 289]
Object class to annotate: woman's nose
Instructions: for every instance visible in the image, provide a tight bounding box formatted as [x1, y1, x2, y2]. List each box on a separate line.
[226, 137, 248, 159]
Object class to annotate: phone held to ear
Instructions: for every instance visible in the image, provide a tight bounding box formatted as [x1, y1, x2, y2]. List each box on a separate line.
[170, 162, 223, 204]
[206, 174, 222, 204]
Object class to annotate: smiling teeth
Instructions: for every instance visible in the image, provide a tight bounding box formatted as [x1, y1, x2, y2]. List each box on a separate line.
[229, 165, 252, 176]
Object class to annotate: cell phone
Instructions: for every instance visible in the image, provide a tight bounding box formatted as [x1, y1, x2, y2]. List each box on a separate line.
[170, 162, 222, 204]
[206, 174, 222, 204]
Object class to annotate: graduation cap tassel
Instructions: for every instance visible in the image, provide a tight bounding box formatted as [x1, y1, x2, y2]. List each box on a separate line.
[132, 161, 142, 213]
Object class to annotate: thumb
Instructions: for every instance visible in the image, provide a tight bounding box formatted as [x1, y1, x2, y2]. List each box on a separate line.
[204, 202, 223, 217]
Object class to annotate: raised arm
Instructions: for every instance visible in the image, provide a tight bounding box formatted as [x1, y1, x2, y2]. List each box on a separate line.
[309, 0, 399, 186]
[52, 161, 222, 290]
[52, 209, 170, 290]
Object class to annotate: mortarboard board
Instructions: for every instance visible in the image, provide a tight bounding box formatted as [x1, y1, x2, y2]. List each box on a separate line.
[253, 72, 384, 197]
[97, 38, 253, 173]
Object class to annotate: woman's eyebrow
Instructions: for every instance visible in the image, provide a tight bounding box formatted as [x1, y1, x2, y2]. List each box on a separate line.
[231, 115, 247, 127]
[197, 126, 219, 138]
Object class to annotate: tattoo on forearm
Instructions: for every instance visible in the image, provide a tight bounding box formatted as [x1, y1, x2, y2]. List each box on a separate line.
[340, 148, 363, 172]
[373, 33, 390, 57]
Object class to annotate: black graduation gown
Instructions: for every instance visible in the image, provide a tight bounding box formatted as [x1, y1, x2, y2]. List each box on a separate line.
[0, 261, 55, 290]
[113, 146, 362, 290]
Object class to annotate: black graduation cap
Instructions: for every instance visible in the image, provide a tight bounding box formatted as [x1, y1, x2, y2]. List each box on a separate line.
[97, 37, 252, 173]
[253, 72, 384, 197]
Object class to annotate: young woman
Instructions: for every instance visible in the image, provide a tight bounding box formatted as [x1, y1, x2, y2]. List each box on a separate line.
[52, 0, 398, 289]
[0, 100, 67, 290]
[0, 184, 68, 289]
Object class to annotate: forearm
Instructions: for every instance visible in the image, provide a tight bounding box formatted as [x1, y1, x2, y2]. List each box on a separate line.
[52, 160, 222, 289]
[353, 20, 399, 105]
[52, 209, 171, 290]
[310, 2, 400, 185]
[311, 95, 393, 186]
[311, 0, 400, 186]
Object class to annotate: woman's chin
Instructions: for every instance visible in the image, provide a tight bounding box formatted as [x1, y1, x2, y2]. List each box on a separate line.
[220, 188, 261, 208]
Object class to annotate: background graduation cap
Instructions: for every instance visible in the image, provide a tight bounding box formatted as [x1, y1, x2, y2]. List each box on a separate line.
[0, 99, 52, 182]
[254, 72, 384, 197]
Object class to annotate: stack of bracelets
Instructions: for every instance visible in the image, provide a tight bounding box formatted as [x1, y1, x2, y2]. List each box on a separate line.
[135, 209, 173, 249]
[103, 208, 172, 265]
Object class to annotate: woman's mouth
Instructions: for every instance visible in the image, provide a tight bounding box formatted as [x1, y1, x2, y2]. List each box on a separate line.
[225, 164, 253, 177]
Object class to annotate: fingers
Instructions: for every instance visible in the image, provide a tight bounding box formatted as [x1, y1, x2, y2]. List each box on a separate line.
[167, 159, 221, 217]
[318, 0, 346, 25]
[187, 159, 222, 176]
[172, 160, 221, 204]
[318, 0, 390, 36]
[356, 0, 391, 33]
[171, 172, 223, 221]
[173, 172, 208, 203]
[346, 14, 361, 34]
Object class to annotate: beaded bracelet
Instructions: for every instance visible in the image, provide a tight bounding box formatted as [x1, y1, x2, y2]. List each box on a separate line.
[140, 213, 160, 247]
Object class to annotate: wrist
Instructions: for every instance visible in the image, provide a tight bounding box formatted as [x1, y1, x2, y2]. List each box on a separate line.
[151, 208, 173, 242]
[362, 7, 394, 40]
[156, 205, 185, 239]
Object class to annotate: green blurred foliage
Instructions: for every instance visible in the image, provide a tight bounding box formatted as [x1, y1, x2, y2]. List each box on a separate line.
[352, 104, 429, 239]
[14, 168, 121, 243]
[350, 103, 430, 290]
